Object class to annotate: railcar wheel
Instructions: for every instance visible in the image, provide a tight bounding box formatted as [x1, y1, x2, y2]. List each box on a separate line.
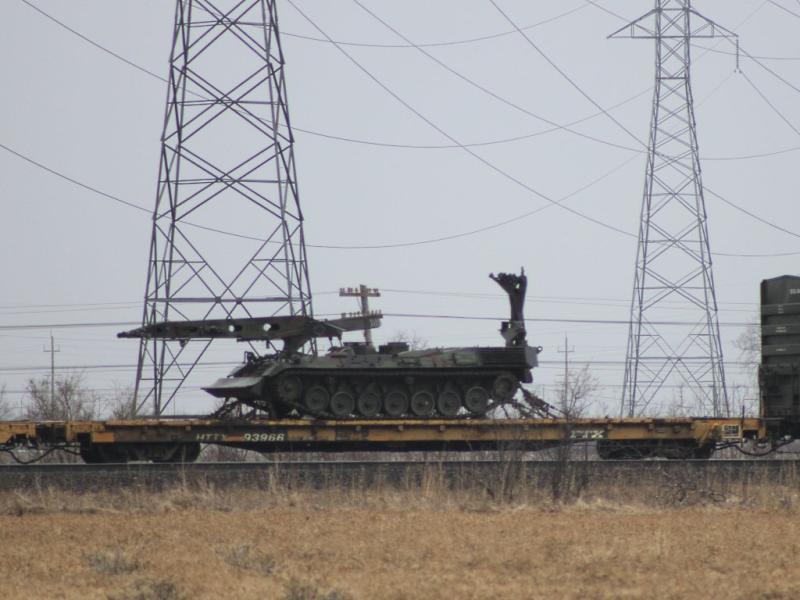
[96, 444, 129, 463]
[151, 442, 201, 463]
[357, 391, 381, 417]
[595, 440, 617, 460]
[330, 391, 355, 417]
[277, 376, 303, 401]
[410, 390, 435, 417]
[384, 390, 409, 417]
[492, 373, 518, 401]
[692, 443, 715, 460]
[436, 390, 461, 417]
[182, 442, 201, 462]
[464, 386, 490, 415]
[79, 443, 103, 464]
[303, 385, 330, 413]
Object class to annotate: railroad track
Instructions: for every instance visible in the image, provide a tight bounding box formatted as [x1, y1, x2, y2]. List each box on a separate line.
[1, 458, 798, 471]
[1, 459, 798, 491]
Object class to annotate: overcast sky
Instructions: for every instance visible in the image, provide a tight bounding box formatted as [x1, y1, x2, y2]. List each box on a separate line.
[2, 0, 799, 416]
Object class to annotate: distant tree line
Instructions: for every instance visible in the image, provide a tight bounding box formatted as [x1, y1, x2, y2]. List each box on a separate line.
[1, 374, 139, 421]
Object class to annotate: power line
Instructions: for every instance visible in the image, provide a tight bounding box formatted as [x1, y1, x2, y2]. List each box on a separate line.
[285, 0, 634, 238]
[0, 311, 758, 333]
[383, 312, 754, 327]
[0, 139, 635, 248]
[0, 142, 148, 214]
[568, 2, 800, 254]
[767, 0, 800, 20]
[0, 288, 760, 315]
[7, 4, 642, 248]
[6, 138, 800, 258]
[484, 1, 800, 257]
[0, 300, 139, 310]
[19, 0, 635, 153]
[0, 360, 238, 374]
[311, 145, 639, 248]
[382, 288, 759, 307]
[741, 69, 800, 136]
[0, 305, 141, 317]
[22, 0, 787, 162]
[350, 0, 639, 154]
[0, 357, 759, 376]
[13, 0, 800, 256]
[488, 0, 647, 151]
[0, 321, 137, 331]
[0, 142, 285, 245]
[704, 145, 800, 161]
[281, 2, 592, 48]
[742, 49, 800, 102]
[18, 0, 168, 81]
[694, 43, 800, 62]
[706, 186, 800, 241]
[591, 0, 800, 99]
[18, 0, 800, 164]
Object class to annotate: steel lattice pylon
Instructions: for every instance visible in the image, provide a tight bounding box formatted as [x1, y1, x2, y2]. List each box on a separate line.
[611, 0, 736, 417]
[134, 0, 312, 415]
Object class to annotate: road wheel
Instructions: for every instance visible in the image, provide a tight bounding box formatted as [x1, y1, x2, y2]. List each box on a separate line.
[303, 385, 330, 413]
[330, 391, 355, 417]
[436, 389, 461, 417]
[357, 391, 381, 417]
[277, 375, 303, 401]
[464, 386, 490, 415]
[492, 373, 518, 401]
[384, 389, 409, 417]
[410, 390, 435, 417]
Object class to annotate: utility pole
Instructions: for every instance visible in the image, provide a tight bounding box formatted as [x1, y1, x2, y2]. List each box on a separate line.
[133, 1, 313, 416]
[610, 0, 736, 418]
[43, 333, 60, 405]
[558, 335, 574, 410]
[339, 285, 381, 346]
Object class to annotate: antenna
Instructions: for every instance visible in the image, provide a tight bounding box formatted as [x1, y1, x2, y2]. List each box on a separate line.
[610, 0, 736, 417]
[133, 1, 312, 415]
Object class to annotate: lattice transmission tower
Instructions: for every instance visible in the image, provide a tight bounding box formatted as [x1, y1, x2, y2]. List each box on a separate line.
[134, 0, 312, 415]
[610, 0, 736, 417]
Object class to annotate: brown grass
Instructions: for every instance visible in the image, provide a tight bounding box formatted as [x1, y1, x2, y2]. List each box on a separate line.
[1, 474, 800, 599]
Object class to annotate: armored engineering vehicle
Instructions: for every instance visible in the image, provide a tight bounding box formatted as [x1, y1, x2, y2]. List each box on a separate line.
[119, 271, 541, 419]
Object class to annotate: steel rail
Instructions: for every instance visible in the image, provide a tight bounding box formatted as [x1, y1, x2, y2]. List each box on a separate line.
[1, 458, 797, 473]
[3, 459, 797, 492]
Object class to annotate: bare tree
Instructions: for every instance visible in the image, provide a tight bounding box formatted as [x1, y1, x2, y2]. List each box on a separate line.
[546, 364, 601, 502]
[0, 384, 12, 419]
[106, 384, 139, 419]
[663, 385, 695, 418]
[390, 330, 428, 350]
[25, 373, 96, 420]
[731, 320, 761, 416]
[734, 320, 761, 371]
[553, 364, 600, 419]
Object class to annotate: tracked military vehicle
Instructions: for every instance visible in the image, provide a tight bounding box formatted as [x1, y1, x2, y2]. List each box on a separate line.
[120, 271, 540, 418]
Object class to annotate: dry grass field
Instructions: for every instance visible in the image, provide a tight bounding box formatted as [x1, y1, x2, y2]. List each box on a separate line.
[2, 473, 800, 599]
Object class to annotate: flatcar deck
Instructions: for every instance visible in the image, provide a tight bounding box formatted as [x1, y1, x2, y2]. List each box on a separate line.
[0, 416, 766, 462]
